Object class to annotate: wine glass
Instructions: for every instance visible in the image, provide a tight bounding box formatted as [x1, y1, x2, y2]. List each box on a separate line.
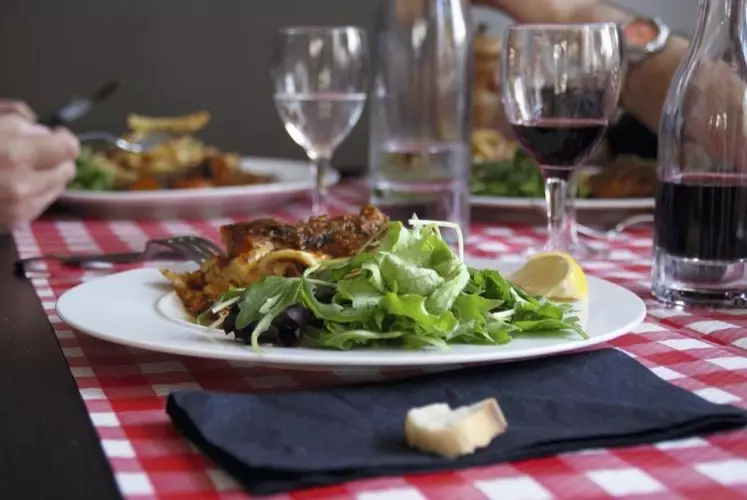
[501, 23, 624, 258]
[271, 26, 369, 215]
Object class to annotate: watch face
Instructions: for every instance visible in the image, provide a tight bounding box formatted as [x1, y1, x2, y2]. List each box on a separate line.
[624, 18, 659, 48]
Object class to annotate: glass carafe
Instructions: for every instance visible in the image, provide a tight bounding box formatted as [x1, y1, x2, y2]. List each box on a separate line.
[368, 0, 472, 236]
[653, 0, 747, 308]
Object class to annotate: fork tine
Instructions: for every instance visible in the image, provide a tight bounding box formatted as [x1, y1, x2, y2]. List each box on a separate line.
[181, 239, 217, 262]
[189, 237, 225, 257]
[172, 238, 213, 263]
[153, 238, 205, 263]
[147, 236, 224, 264]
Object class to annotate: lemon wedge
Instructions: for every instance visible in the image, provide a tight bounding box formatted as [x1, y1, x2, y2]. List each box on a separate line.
[509, 252, 588, 301]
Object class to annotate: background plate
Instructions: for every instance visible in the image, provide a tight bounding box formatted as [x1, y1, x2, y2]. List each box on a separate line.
[58, 157, 340, 219]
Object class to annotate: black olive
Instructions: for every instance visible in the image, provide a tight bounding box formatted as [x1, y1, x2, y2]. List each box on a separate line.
[277, 327, 301, 347]
[222, 305, 240, 334]
[234, 321, 258, 344]
[313, 287, 335, 303]
[381, 315, 395, 331]
[275, 316, 296, 334]
[271, 307, 303, 347]
[283, 304, 312, 325]
[257, 325, 280, 345]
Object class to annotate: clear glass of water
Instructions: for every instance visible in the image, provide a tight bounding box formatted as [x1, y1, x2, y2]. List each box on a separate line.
[368, 0, 472, 235]
[272, 26, 369, 215]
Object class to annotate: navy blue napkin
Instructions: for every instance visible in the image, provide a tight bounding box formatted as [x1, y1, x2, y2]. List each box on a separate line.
[167, 349, 747, 495]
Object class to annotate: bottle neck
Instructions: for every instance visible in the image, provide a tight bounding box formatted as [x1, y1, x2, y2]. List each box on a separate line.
[699, 0, 747, 43]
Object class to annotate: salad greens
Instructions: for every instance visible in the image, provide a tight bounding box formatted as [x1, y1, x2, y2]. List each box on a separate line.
[69, 146, 116, 191]
[208, 220, 587, 350]
[471, 149, 592, 198]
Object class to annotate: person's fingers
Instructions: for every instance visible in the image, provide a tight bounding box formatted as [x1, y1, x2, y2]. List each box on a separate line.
[0, 113, 32, 135]
[0, 100, 37, 122]
[6, 189, 56, 228]
[29, 160, 76, 196]
[23, 123, 52, 136]
[0, 128, 79, 171]
[23, 174, 71, 223]
[0, 161, 75, 226]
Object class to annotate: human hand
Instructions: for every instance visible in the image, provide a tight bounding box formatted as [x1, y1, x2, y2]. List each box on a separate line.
[0, 114, 79, 227]
[0, 99, 37, 122]
[471, 0, 601, 24]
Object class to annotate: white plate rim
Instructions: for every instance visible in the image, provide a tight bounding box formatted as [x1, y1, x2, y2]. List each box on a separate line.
[470, 195, 654, 211]
[470, 163, 654, 210]
[55, 259, 647, 368]
[60, 156, 340, 204]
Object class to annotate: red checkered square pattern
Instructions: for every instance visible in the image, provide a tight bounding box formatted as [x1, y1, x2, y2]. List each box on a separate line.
[12, 186, 747, 499]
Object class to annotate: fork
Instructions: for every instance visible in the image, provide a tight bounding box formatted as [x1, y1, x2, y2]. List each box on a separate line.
[576, 214, 655, 240]
[15, 236, 225, 275]
[77, 130, 174, 154]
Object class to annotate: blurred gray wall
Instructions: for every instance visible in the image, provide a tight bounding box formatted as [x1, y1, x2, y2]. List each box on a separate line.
[0, 0, 696, 172]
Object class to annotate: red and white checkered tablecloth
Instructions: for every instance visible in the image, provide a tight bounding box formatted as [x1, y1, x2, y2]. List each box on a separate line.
[12, 186, 747, 500]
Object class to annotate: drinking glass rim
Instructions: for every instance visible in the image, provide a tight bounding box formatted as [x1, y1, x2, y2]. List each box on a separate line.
[506, 21, 619, 31]
[277, 26, 367, 36]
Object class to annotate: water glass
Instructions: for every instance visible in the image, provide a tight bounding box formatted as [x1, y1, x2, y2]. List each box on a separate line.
[271, 26, 369, 215]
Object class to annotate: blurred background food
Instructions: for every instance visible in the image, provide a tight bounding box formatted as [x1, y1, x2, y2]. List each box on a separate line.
[470, 25, 657, 200]
[0, 0, 695, 172]
[71, 111, 276, 192]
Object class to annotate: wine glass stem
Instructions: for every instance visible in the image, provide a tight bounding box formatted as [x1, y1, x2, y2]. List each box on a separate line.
[565, 176, 580, 246]
[310, 155, 330, 215]
[543, 173, 571, 251]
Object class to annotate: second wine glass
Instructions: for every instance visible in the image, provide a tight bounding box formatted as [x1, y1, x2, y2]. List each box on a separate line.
[501, 23, 624, 258]
[272, 26, 369, 215]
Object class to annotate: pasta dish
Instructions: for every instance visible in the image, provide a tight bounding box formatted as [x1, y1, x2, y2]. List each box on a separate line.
[162, 206, 586, 351]
[71, 111, 276, 192]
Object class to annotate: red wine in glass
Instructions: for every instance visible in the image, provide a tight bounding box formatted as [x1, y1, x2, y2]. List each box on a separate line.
[500, 23, 623, 258]
[511, 118, 608, 179]
[653, 173, 747, 299]
[655, 174, 747, 261]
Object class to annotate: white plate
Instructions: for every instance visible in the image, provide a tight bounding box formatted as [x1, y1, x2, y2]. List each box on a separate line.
[57, 157, 340, 219]
[56, 258, 646, 370]
[470, 164, 654, 212]
[470, 195, 654, 211]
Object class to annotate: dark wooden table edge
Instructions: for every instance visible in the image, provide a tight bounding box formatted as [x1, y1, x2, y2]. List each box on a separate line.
[0, 234, 121, 500]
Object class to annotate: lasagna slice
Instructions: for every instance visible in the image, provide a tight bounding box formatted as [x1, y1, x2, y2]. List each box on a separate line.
[162, 205, 390, 317]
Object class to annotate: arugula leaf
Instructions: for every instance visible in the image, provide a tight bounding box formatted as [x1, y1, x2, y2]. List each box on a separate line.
[379, 253, 444, 295]
[235, 277, 300, 330]
[380, 293, 458, 335]
[307, 329, 406, 350]
[469, 268, 514, 304]
[301, 279, 373, 323]
[336, 274, 383, 309]
[453, 293, 504, 323]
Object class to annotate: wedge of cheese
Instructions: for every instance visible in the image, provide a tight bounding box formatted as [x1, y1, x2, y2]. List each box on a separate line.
[405, 398, 507, 459]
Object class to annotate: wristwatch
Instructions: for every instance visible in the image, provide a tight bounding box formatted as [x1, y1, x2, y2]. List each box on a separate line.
[622, 17, 671, 65]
